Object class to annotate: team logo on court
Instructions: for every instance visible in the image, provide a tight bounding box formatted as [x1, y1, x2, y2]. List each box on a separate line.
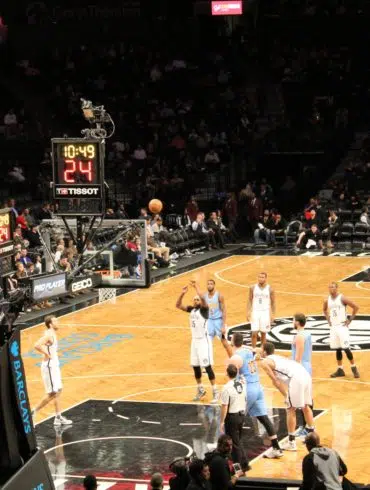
[228, 315, 370, 351]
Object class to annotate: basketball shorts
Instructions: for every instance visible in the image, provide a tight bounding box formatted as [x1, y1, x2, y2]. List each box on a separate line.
[251, 310, 270, 333]
[41, 362, 62, 394]
[286, 371, 312, 409]
[190, 338, 214, 367]
[247, 383, 267, 417]
[330, 324, 350, 349]
[207, 318, 223, 339]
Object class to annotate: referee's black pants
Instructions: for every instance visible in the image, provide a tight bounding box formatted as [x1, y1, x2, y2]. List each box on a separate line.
[225, 412, 249, 471]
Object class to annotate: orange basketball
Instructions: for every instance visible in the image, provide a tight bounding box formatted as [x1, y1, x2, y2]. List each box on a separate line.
[148, 199, 163, 214]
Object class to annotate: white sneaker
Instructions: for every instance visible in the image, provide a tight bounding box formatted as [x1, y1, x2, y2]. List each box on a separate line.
[54, 415, 73, 426]
[193, 389, 206, 401]
[210, 391, 219, 404]
[280, 439, 297, 451]
[264, 448, 284, 459]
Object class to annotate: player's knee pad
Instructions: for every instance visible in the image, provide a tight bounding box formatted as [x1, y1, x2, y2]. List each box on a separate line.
[256, 415, 275, 437]
[205, 365, 215, 381]
[193, 366, 202, 379]
[336, 349, 343, 361]
[344, 348, 353, 361]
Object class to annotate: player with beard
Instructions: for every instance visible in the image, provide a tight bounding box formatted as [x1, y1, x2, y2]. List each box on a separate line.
[176, 281, 219, 403]
[204, 279, 226, 341]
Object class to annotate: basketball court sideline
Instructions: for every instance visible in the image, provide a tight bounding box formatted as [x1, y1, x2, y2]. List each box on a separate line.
[23, 252, 370, 486]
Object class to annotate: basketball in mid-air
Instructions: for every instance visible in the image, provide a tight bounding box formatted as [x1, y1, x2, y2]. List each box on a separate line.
[228, 354, 243, 369]
[148, 199, 163, 214]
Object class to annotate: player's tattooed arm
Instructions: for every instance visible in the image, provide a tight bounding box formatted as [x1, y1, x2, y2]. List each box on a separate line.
[176, 286, 189, 311]
[323, 299, 331, 326]
[246, 286, 253, 321]
[342, 297, 359, 325]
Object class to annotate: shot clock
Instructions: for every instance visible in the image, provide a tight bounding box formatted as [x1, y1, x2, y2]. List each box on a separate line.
[51, 138, 105, 215]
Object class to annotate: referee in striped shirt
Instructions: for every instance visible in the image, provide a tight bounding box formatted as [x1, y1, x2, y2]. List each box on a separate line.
[220, 364, 249, 471]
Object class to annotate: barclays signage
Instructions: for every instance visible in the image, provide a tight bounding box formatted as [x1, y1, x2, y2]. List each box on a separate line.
[9, 340, 32, 434]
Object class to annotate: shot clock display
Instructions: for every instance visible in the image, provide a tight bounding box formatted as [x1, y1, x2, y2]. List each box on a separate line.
[51, 138, 105, 215]
[54, 141, 100, 186]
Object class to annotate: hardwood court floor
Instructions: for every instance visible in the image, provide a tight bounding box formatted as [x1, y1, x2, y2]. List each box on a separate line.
[22, 254, 370, 483]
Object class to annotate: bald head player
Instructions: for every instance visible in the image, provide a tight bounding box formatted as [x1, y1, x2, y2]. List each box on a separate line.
[176, 281, 219, 403]
[247, 272, 276, 351]
[323, 282, 360, 378]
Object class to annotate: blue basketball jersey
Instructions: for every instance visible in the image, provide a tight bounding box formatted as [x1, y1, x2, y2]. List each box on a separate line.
[205, 292, 222, 320]
[291, 330, 312, 374]
[236, 347, 260, 384]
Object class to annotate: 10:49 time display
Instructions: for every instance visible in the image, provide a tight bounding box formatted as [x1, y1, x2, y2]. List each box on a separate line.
[54, 141, 100, 185]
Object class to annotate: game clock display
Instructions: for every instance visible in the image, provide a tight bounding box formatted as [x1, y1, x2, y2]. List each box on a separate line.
[52, 139, 104, 200]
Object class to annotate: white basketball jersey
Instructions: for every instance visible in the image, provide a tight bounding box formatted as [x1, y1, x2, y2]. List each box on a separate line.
[42, 330, 59, 367]
[328, 294, 346, 326]
[252, 284, 271, 311]
[268, 354, 303, 384]
[190, 308, 208, 340]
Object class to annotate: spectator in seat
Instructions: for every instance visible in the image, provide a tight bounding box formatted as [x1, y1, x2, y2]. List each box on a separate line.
[186, 459, 211, 490]
[16, 209, 29, 229]
[300, 432, 347, 490]
[207, 212, 225, 248]
[216, 210, 237, 243]
[303, 209, 320, 230]
[83, 475, 97, 490]
[13, 226, 25, 247]
[19, 247, 32, 267]
[204, 149, 220, 167]
[54, 244, 65, 264]
[150, 473, 164, 490]
[139, 207, 149, 219]
[247, 193, 263, 236]
[223, 192, 238, 236]
[15, 261, 28, 280]
[27, 225, 42, 248]
[133, 144, 147, 161]
[186, 196, 199, 223]
[335, 192, 349, 211]
[37, 202, 53, 221]
[296, 224, 324, 250]
[7, 198, 18, 218]
[58, 254, 72, 272]
[207, 434, 243, 490]
[360, 207, 370, 227]
[260, 183, 274, 210]
[322, 210, 340, 248]
[146, 217, 172, 265]
[192, 213, 216, 250]
[34, 255, 43, 274]
[254, 209, 273, 245]
[270, 213, 288, 245]
[152, 215, 166, 234]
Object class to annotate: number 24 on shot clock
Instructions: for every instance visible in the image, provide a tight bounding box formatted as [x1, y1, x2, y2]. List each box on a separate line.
[51, 138, 104, 199]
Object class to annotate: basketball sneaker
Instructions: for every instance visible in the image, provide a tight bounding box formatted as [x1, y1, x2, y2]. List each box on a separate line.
[296, 426, 309, 439]
[211, 390, 219, 404]
[351, 366, 360, 378]
[330, 368, 345, 378]
[193, 388, 206, 402]
[54, 415, 73, 426]
[280, 439, 297, 451]
[264, 448, 284, 459]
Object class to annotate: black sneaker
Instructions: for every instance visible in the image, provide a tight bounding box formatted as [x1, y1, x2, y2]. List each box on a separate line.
[330, 368, 345, 378]
[351, 366, 360, 378]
